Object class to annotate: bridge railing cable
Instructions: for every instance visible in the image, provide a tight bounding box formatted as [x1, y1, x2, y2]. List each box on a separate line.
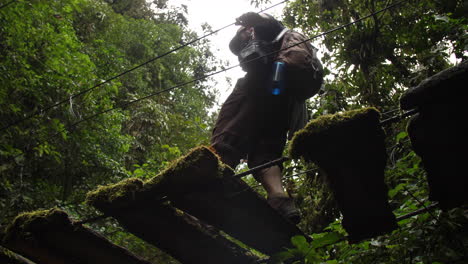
[0, 0, 290, 132]
[7, 0, 411, 160]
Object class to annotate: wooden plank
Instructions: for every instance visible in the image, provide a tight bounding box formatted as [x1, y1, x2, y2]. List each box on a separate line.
[400, 61, 467, 209]
[289, 108, 398, 243]
[86, 153, 261, 264]
[400, 60, 468, 110]
[3, 209, 153, 264]
[407, 110, 466, 209]
[170, 169, 306, 255]
[87, 146, 304, 256]
[151, 147, 306, 254]
[104, 203, 260, 264]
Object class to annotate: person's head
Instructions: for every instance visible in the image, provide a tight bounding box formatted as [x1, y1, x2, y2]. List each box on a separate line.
[229, 12, 285, 55]
[248, 13, 284, 41]
[229, 26, 254, 56]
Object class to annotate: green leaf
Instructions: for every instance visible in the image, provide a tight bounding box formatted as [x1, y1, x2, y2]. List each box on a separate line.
[311, 232, 343, 249]
[291, 235, 309, 252]
[388, 183, 407, 198]
[271, 251, 294, 263]
[396, 131, 408, 141]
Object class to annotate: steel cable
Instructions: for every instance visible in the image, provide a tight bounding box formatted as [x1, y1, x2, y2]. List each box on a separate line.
[0, 0, 290, 132]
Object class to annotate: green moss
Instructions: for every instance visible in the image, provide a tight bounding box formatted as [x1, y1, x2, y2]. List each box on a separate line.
[145, 146, 231, 194]
[289, 107, 383, 163]
[85, 146, 231, 212]
[4, 208, 69, 242]
[0, 246, 23, 261]
[219, 231, 268, 259]
[85, 177, 144, 210]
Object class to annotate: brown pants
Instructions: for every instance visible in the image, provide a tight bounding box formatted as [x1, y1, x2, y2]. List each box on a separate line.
[210, 73, 291, 177]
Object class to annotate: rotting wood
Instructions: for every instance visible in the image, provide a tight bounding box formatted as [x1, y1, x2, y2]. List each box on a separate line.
[3, 208, 153, 264]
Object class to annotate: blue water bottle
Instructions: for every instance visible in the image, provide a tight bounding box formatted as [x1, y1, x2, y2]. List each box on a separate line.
[271, 61, 285, 95]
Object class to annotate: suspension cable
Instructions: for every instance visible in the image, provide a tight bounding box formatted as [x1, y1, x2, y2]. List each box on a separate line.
[68, 0, 410, 133]
[0, 0, 290, 132]
[2, 0, 408, 133]
[7, 0, 410, 163]
[380, 108, 418, 126]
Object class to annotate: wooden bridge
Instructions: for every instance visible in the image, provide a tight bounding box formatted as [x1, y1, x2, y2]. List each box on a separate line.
[1, 60, 466, 264]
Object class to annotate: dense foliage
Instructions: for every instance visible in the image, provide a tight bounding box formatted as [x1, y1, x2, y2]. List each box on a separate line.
[1, 0, 467, 263]
[0, 0, 219, 261]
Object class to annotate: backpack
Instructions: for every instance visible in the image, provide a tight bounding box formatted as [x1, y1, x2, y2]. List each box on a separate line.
[277, 30, 324, 101]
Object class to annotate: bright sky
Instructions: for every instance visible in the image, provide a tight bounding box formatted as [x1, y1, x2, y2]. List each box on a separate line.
[170, 0, 287, 106]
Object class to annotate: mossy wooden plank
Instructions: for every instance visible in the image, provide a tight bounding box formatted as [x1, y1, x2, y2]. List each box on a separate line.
[400, 60, 468, 110]
[86, 146, 226, 212]
[104, 203, 260, 264]
[289, 107, 383, 163]
[3, 209, 152, 264]
[86, 146, 303, 256]
[400, 61, 467, 209]
[169, 168, 306, 255]
[86, 147, 260, 264]
[289, 108, 397, 243]
[152, 146, 305, 254]
[407, 110, 466, 209]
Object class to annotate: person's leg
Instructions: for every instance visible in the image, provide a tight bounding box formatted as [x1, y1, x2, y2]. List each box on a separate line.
[254, 164, 300, 224]
[249, 139, 301, 224]
[256, 165, 287, 198]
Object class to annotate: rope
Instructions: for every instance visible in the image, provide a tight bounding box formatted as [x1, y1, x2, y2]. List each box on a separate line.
[7, 0, 411, 162]
[284, 168, 318, 179]
[402, 186, 439, 222]
[234, 157, 290, 178]
[396, 202, 439, 221]
[81, 0, 408, 121]
[380, 107, 401, 117]
[380, 109, 418, 126]
[0, 0, 290, 132]
[248, 0, 409, 66]
[3, 0, 409, 136]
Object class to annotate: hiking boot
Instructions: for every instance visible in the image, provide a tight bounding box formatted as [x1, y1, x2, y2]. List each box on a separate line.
[267, 196, 301, 224]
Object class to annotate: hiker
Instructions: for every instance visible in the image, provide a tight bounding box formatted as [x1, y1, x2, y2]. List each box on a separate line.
[211, 12, 323, 224]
